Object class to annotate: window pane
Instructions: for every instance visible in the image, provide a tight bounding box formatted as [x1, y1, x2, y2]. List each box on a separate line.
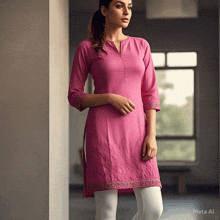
[156, 69, 194, 136]
[156, 140, 196, 161]
[167, 52, 197, 67]
[151, 53, 165, 67]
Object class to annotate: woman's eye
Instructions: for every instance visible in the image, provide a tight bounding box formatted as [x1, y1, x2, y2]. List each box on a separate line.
[116, 5, 122, 8]
[116, 5, 132, 10]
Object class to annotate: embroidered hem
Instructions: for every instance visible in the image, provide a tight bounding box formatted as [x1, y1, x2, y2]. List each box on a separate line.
[144, 102, 160, 112]
[86, 179, 161, 191]
[75, 93, 88, 111]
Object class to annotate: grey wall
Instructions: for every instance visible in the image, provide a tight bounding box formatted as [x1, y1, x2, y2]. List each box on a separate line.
[69, 8, 219, 187]
[0, 0, 49, 219]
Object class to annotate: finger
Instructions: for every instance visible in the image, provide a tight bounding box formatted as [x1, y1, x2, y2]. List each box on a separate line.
[142, 156, 152, 161]
[150, 152, 154, 158]
[129, 101, 135, 109]
[153, 148, 157, 157]
[143, 153, 154, 160]
[128, 105, 134, 112]
[145, 151, 154, 159]
[121, 108, 127, 115]
[126, 106, 133, 113]
[123, 107, 130, 114]
[143, 150, 152, 159]
[124, 102, 133, 111]
[146, 146, 151, 157]
[148, 147, 155, 157]
[149, 147, 157, 157]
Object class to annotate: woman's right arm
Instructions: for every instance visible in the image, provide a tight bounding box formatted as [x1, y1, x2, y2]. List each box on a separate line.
[82, 93, 135, 115]
[81, 93, 111, 108]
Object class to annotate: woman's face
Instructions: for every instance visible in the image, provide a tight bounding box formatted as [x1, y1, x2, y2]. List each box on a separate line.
[102, 0, 133, 28]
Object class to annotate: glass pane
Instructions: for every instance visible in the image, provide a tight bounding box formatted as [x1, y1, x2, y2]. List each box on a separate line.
[156, 69, 194, 135]
[156, 140, 196, 161]
[151, 53, 165, 67]
[167, 52, 197, 67]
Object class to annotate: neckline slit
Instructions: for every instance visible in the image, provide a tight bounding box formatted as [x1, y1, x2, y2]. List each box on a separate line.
[106, 36, 130, 54]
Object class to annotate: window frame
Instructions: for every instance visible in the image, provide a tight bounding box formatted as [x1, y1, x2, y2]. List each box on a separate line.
[152, 51, 200, 166]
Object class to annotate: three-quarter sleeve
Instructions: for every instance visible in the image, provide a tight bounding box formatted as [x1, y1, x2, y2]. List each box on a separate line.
[141, 40, 161, 113]
[68, 42, 89, 112]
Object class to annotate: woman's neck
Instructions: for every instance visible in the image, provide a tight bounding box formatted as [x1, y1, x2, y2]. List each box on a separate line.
[104, 26, 126, 42]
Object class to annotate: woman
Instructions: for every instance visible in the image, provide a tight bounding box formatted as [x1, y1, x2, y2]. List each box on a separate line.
[68, 0, 163, 219]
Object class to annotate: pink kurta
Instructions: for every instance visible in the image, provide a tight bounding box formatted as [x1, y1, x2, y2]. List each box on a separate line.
[68, 36, 162, 198]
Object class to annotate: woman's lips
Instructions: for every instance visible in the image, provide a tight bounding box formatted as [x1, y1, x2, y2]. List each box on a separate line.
[122, 19, 129, 22]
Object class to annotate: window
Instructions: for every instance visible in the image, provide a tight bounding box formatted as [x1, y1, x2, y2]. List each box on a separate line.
[152, 52, 198, 163]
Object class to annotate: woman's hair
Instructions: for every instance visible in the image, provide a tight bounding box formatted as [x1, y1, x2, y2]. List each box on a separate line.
[87, 0, 113, 54]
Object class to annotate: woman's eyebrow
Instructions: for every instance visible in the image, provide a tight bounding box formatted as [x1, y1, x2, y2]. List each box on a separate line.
[115, 1, 133, 5]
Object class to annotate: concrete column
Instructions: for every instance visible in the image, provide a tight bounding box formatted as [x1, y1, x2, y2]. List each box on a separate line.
[0, 0, 69, 219]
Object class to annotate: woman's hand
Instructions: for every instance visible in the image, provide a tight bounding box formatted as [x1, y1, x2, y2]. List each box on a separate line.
[109, 93, 135, 115]
[142, 135, 157, 161]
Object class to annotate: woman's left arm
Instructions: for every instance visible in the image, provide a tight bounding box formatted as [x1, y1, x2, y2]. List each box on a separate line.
[142, 109, 157, 161]
[141, 40, 160, 161]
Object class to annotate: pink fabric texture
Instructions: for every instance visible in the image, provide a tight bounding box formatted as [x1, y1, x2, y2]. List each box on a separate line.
[68, 36, 162, 198]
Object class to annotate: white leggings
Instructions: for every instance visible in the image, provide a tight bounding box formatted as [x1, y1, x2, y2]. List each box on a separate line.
[94, 186, 163, 220]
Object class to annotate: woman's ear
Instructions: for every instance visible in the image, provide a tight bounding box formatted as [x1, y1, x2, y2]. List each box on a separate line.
[100, 5, 108, 17]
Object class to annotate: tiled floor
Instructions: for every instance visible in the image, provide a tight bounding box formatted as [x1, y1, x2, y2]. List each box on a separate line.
[69, 188, 219, 220]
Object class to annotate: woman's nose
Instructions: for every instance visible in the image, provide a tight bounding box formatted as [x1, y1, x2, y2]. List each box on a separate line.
[123, 7, 129, 15]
